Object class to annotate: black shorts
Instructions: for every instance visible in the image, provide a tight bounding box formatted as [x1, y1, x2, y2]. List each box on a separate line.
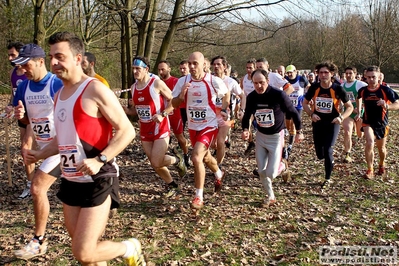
[57, 175, 120, 209]
[372, 125, 389, 140]
[18, 120, 27, 128]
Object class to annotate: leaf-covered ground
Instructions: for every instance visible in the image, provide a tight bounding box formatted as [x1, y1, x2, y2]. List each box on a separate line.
[0, 94, 398, 265]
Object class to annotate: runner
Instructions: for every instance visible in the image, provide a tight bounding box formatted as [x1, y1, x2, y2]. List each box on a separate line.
[172, 51, 229, 211]
[124, 56, 187, 198]
[6, 42, 33, 199]
[178, 60, 189, 131]
[211, 55, 245, 167]
[356, 65, 399, 179]
[81, 52, 110, 88]
[242, 69, 303, 207]
[240, 59, 256, 155]
[341, 66, 367, 163]
[12, 43, 63, 260]
[303, 62, 353, 190]
[25, 32, 145, 265]
[285, 64, 309, 157]
[158, 60, 190, 167]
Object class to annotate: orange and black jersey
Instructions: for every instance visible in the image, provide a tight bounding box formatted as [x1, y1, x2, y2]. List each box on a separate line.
[305, 83, 349, 123]
[357, 84, 399, 127]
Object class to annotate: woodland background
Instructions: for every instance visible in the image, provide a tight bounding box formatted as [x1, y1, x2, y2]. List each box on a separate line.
[1, 0, 399, 91]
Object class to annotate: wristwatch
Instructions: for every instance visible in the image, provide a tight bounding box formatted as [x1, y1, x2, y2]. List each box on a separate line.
[161, 111, 168, 117]
[98, 154, 107, 165]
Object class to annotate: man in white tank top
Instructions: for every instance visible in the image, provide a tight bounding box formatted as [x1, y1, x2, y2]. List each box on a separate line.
[211, 55, 246, 167]
[12, 43, 63, 260]
[24, 32, 145, 265]
[172, 51, 229, 211]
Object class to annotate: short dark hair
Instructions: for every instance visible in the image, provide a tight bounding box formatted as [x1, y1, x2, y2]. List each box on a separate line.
[315, 61, 338, 74]
[211, 55, 227, 67]
[84, 52, 96, 64]
[7, 42, 24, 51]
[158, 60, 171, 67]
[366, 65, 380, 72]
[256, 57, 268, 65]
[344, 66, 357, 73]
[179, 60, 188, 65]
[48, 32, 85, 57]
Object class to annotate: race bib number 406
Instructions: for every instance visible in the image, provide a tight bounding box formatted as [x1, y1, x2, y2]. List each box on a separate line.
[315, 97, 333, 113]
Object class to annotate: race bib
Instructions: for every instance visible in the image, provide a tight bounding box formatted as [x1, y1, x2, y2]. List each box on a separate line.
[31, 117, 53, 142]
[188, 107, 207, 123]
[215, 97, 223, 108]
[289, 94, 299, 107]
[136, 105, 152, 123]
[59, 145, 83, 178]
[347, 91, 355, 103]
[315, 97, 333, 113]
[255, 108, 275, 128]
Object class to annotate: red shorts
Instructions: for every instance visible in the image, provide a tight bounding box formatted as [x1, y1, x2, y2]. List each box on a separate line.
[168, 109, 183, 135]
[140, 128, 170, 142]
[189, 127, 218, 149]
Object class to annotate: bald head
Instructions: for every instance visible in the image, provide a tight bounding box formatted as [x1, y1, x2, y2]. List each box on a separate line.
[188, 51, 205, 79]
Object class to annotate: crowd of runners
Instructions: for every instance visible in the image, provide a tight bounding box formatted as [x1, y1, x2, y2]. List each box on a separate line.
[4, 31, 399, 265]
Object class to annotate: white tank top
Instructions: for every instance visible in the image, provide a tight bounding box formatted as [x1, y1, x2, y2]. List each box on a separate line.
[54, 78, 94, 182]
[242, 74, 254, 96]
[25, 74, 56, 149]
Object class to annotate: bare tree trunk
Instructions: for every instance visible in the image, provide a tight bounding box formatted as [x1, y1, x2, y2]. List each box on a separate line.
[154, 0, 184, 70]
[33, 0, 46, 45]
[144, 0, 158, 61]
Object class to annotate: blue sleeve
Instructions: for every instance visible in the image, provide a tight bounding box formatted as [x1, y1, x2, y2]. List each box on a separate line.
[50, 77, 64, 99]
[13, 80, 28, 107]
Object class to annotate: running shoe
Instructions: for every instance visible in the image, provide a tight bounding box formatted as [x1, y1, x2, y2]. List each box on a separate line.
[164, 186, 179, 198]
[172, 145, 181, 155]
[244, 141, 255, 156]
[14, 238, 48, 260]
[377, 166, 386, 175]
[363, 169, 374, 179]
[183, 154, 191, 168]
[214, 171, 226, 193]
[343, 153, 353, 163]
[18, 186, 31, 200]
[225, 140, 231, 149]
[321, 179, 332, 190]
[281, 159, 291, 183]
[191, 197, 204, 210]
[252, 169, 259, 176]
[174, 150, 187, 178]
[123, 238, 146, 266]
[261, 198, 277, 208]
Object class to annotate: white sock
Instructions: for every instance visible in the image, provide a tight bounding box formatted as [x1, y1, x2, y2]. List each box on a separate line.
[195, 189, 203, 200]
[122, 240, 135, 258]
[214, 169, 223, 179]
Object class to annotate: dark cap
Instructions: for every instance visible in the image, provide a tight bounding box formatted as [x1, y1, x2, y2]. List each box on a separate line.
[11, 43, 45, 65]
